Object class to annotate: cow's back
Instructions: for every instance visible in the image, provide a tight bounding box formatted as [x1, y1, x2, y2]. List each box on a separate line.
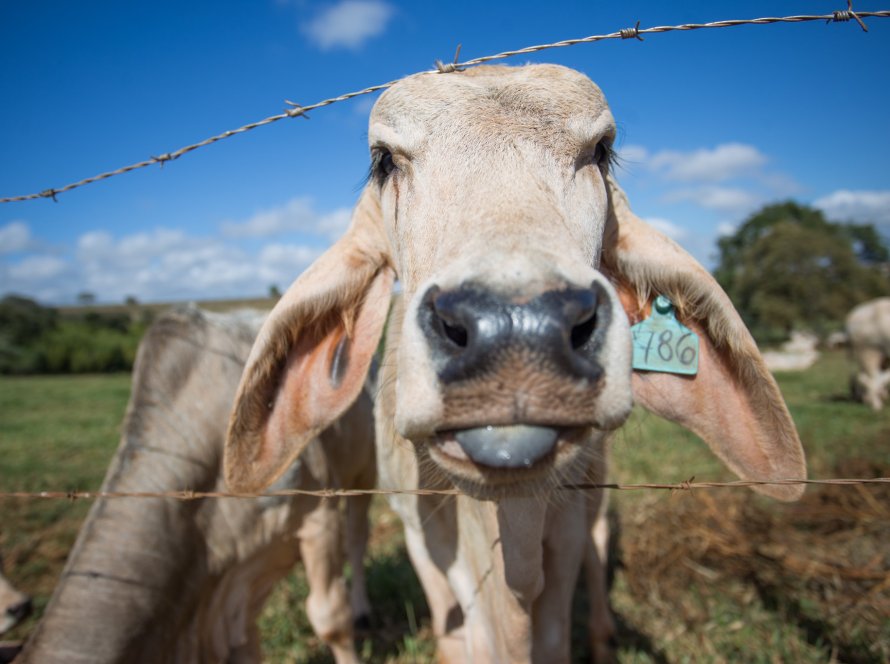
[847, 298, 890, 354]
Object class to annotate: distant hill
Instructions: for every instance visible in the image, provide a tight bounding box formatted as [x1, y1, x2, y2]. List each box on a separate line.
[1, 295, 280, 374]
[58, 296, 278, 319]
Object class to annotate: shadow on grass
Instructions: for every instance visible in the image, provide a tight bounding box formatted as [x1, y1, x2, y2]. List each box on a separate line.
[356, 543, 436, 662]
[749, 579, 861, 664]
[572, 574, 670, 664]
[568, 506, 670, 664]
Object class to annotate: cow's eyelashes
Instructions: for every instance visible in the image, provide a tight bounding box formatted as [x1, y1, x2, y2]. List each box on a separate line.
[578, 140, 618, 171]
[369, 148, 398, 185]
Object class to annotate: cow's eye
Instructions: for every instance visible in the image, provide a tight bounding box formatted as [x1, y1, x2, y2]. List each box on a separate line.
[579, 140, 616, 171]
[369, 148, 397, 185]
[593, 142, 608, 165]
[593, 140, 615, 167]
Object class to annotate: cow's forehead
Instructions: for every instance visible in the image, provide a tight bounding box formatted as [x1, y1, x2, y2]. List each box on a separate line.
[370, 64, 612, 147]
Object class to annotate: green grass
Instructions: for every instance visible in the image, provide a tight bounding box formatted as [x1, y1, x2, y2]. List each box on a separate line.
[0, 373, 131, 640]
[1, 353, 888, 662]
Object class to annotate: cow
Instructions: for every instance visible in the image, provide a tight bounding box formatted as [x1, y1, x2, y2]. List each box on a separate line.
[761, 330, 820, 373]
[224, 64, 807, 663]
[0, 559, 31, 637]
[16, 306, 374, 664]
[846, 297, 890, 410]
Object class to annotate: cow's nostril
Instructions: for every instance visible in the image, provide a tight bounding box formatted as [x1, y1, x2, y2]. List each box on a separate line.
[571, 311, 597, 350]
[442, 320, 469, 348]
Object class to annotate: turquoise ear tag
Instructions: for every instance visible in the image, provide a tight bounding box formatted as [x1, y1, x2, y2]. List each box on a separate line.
[631, 295, 699, 375]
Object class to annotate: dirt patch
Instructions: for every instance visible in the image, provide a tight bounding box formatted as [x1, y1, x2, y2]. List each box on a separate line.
[615, 459, 889, 662]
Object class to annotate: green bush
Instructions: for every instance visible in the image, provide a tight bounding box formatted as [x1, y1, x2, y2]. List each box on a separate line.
[0, 295, 146, 374]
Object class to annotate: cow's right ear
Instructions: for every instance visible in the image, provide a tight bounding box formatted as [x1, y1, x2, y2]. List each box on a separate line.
[225, 188, 394, 493]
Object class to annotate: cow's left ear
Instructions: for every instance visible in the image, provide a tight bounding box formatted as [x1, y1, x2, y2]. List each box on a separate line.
[225, 188, 394, 493]
[600, 175, 807, 501]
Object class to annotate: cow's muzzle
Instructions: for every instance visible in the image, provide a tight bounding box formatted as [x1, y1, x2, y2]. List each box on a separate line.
[418, 282, 612, 385]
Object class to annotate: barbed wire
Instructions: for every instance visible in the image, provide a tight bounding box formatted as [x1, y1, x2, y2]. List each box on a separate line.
[2, 4, 888, 204]
[0, 477, 887, 502]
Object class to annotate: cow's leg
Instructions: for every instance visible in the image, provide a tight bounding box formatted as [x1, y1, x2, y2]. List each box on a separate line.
[345, 491, 373, 628]
[875, 364, 890, 407]
[585, 490, 617, 663]
[856, 347, 886, 410]
[402, 513, 466, 663]
[532, 495, 587, 664]
[298, 497, 360, 664]
[584, 452, 617, 664]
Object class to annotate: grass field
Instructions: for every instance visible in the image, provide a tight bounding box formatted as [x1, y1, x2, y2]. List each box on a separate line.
[1, 352, 888, 662]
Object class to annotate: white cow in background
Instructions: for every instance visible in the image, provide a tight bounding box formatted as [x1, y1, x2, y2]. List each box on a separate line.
[762, 330, 820, 373]
[846, 297, 890, 410]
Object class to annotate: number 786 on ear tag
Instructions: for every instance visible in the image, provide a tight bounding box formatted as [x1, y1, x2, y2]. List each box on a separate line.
[630, 295, 699, 376]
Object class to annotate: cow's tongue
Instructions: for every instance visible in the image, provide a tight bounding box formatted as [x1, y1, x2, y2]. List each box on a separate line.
[454, 425, 558, 469]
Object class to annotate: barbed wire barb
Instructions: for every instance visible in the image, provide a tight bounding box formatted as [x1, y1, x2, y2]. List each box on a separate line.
[435, 43, 464, 73]
[1, 7, 888, 204]
[831, 0, 869, 31]
[620, 21, 644, 41]
[284, 100, 311, 120]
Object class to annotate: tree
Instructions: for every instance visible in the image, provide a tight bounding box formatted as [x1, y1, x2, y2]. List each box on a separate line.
[77, 291, 96, 305]
[0, 295, 58, 373]
[269, 284, 282, 300]
[0, 294, 58, 345]
[714, 202, 890, 342]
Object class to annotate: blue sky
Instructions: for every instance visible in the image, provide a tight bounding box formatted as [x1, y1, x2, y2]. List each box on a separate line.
[1, 1, 888, 305]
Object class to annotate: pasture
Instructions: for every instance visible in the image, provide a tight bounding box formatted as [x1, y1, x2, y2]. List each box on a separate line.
[0, 352, 887, 662]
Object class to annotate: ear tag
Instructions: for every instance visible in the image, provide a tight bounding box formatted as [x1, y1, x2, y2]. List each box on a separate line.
[631, 295, 699, 375]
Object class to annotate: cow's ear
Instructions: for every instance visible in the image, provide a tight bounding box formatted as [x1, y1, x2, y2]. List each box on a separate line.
[600, 175, 806, 501]
[225, 188, 395, 493]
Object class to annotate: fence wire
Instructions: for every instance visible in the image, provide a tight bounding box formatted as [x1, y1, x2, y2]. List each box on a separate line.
[1, 4, 888, 204]
[0, 477, 888, 502]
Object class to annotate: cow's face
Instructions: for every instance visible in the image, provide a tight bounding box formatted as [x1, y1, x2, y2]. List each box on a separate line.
[225, 64, 806, 505]
[368, 65, 632, 493]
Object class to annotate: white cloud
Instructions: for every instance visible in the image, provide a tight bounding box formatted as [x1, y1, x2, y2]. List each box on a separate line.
[317, 208, 352, 238]
[717, 222, 737, 237]
[621, 142, 799, 224]
[222, 197, 352, 240]
[648, 143, 767, 182]
[618, 144, 648, 164]
[813, 189, 890, 226]
[77, 230, 114, 256]
[666, 186, 762, 215]
[8, 255, 68, 281]
[258, 243, 323, 285]
[0, 221, 33, 254]
[643, 216, 686, 240]
[2, 255, 75, 303]
[59, 226, 324, 303]
[302, 0, 394, 50]
[758, 171, 802, 197]
[1, 197, 349, 303]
